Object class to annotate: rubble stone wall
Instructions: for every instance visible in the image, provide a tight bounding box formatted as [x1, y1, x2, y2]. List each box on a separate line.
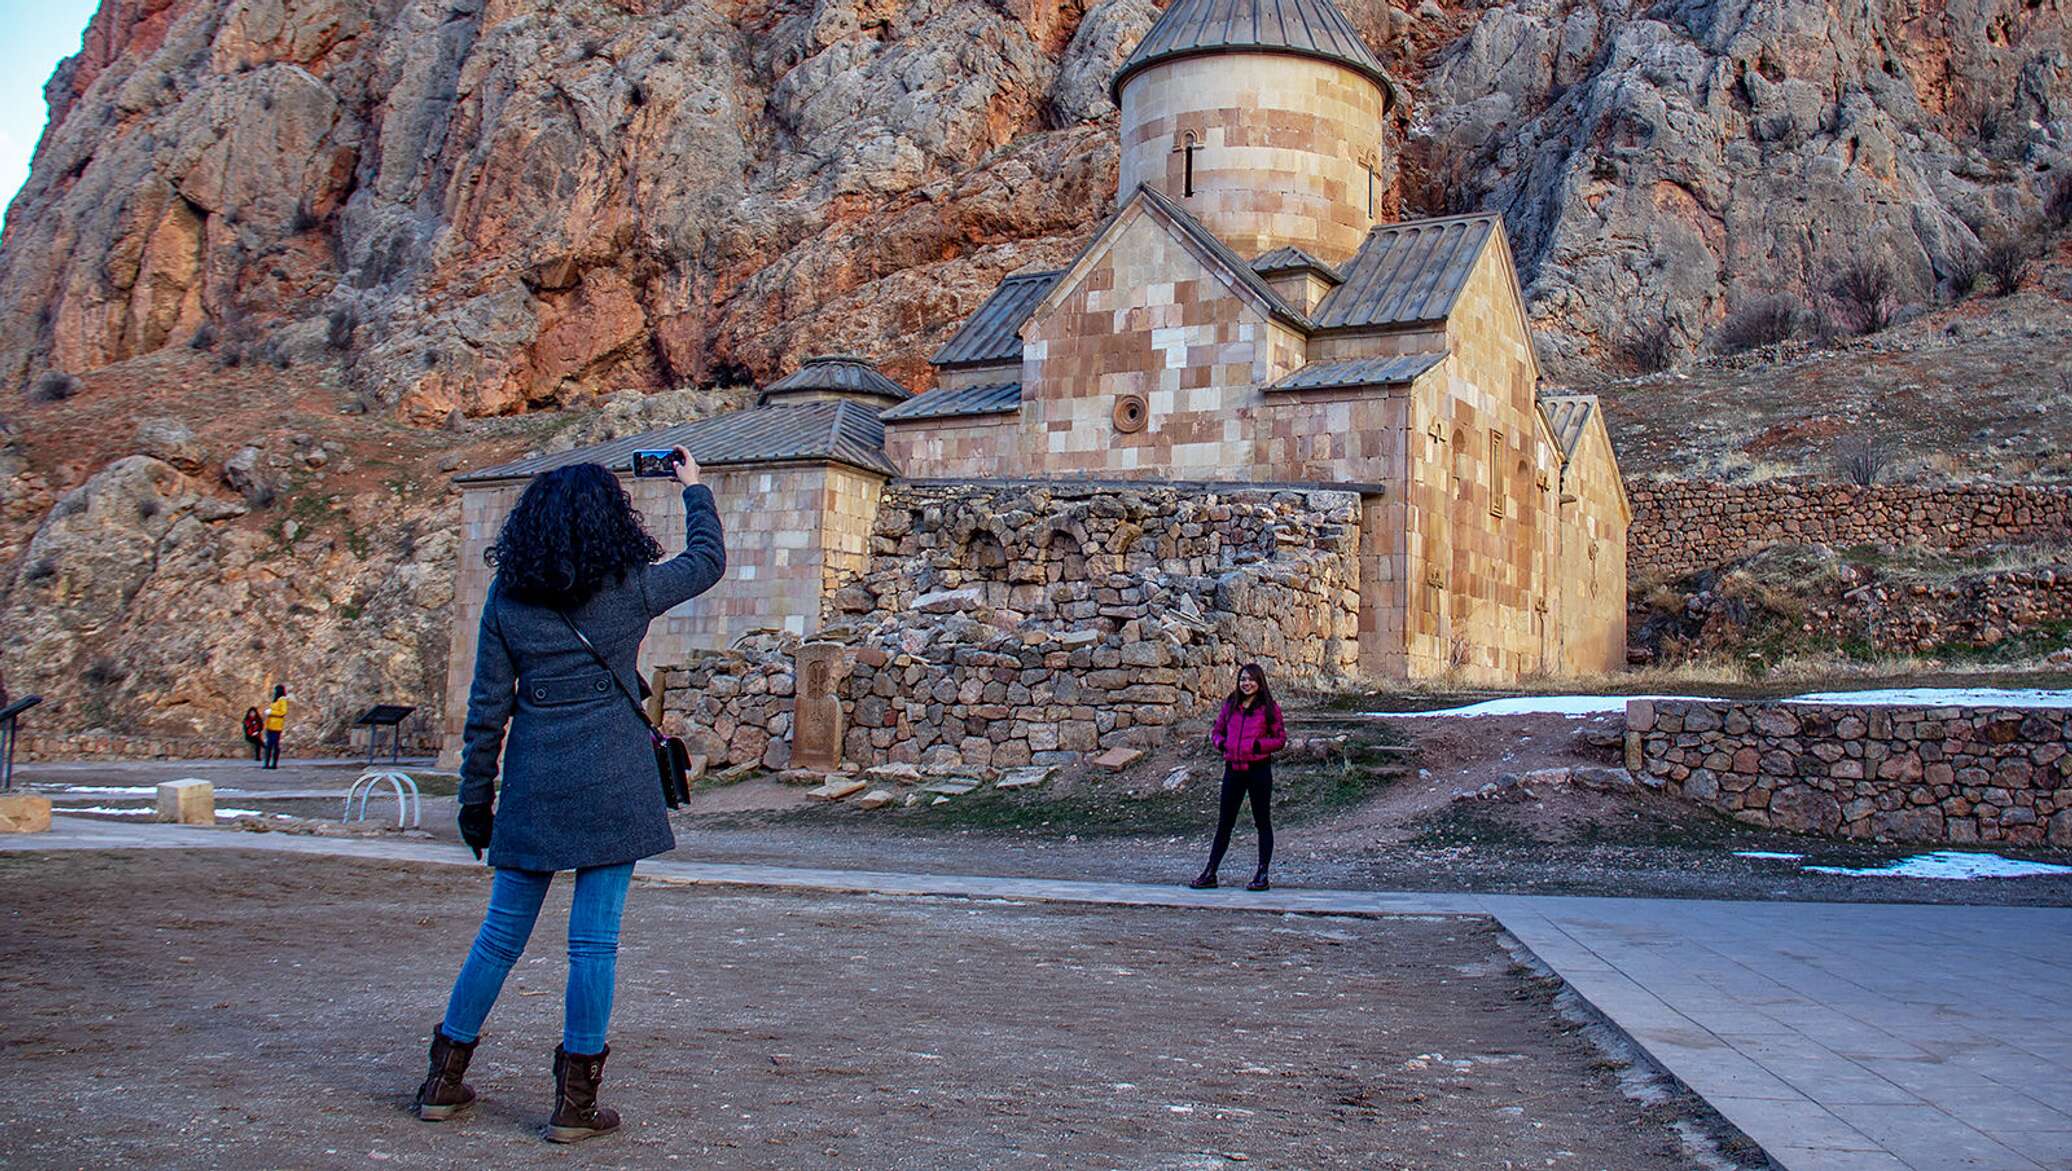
[1627, 699, 2072, 847]
[1628, 482, 2072, 580]
[659, 482, 1364, 771]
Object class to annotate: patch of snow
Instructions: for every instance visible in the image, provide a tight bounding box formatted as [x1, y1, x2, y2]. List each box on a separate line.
[64, 806, 152, 816]
[1734, 851, 1803, 861]
[1785, 688, 2072, 708]
[1364, 687, 2072, 720]
[1804, 852, 2072, 880]
[1364, 695, 1713, 719]
[49, 785, 162, 795]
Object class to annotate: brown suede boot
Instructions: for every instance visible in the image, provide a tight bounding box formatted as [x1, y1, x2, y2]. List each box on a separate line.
[544, 1045, 621, 1143]
[413, 1028, 478, 1121]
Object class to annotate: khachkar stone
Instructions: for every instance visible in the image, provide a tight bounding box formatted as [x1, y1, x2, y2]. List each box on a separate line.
[790, 644, 849, 771]
[156, 779, 214, 825]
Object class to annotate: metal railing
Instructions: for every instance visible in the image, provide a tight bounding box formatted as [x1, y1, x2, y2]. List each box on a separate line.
[343, 770, 422, 828]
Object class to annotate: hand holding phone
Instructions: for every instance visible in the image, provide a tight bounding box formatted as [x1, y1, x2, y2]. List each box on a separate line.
[669, 445, 700, 487]
[632, 446, 700, 485]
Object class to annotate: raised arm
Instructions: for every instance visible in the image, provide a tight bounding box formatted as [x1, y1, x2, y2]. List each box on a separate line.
[458, 585, 518, 806]
[642, 481, 726, 619]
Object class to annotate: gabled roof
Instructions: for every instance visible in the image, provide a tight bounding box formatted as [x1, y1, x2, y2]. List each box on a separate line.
[1251, 246, 1343, 284]
[1312, 213, 1500, 330]
[1266, 351, 1447, 393]
[880, 382, 1022, 423]
[1110, 0, 1396, 104]
[930, 271, 1064, 368]
[1540, 395, 1595, 462]
[1134, 185, 1311, 330]
[455, 400, 896, 484]
[758, 355, 910, 406]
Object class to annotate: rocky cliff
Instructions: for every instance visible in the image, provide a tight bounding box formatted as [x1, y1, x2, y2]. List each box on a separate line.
[2, 0, 2068, 746]
[4, 0, 2066, 408]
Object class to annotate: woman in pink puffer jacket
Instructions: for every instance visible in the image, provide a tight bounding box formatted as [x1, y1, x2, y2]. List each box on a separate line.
[1190, 663, 1287, 891]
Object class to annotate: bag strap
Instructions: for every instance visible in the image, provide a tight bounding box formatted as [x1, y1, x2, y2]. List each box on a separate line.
[555, 609, 664, 743]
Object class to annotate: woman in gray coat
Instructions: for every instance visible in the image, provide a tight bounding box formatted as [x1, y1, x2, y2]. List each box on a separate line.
[414, 446, 723, 1142]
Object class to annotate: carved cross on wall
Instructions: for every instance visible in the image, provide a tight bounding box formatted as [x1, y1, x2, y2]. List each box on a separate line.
[1175, 133, 1202, 198]
[1426, 419, 1448, 445]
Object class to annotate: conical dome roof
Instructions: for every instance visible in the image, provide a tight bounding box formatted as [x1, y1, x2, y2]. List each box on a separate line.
[1110, 0, 1395, 102]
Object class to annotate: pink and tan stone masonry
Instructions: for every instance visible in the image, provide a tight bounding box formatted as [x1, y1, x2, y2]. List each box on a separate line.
[1117, 54, 1387, 267]
[658, 482, 1362, 772]
[1627, 699, 2072, 847]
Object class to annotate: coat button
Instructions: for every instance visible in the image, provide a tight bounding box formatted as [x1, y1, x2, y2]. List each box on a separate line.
[595, 679, 608, 691]
[533, 688, 546, 699]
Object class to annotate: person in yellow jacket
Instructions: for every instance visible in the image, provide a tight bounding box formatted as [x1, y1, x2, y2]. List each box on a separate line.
[262, 684, 289, 769]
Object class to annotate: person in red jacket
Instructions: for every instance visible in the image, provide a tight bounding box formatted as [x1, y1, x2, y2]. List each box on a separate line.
[1191, 663, 1287, 891]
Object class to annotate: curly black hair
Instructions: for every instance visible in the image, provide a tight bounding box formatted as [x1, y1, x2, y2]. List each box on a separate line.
[486, 463, 662, 606]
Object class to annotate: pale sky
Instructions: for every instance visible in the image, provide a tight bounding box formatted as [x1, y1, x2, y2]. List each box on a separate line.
[0, 0, 102, 214]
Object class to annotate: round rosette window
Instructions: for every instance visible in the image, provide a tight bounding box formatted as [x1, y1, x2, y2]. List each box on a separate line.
[1112, 394, 1148, 433]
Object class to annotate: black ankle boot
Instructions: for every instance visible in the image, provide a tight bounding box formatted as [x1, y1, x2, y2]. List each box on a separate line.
[1246, 871, 1270, 891]
[1188, 871, 1217, 889]
[414, 1028, 478, 1121]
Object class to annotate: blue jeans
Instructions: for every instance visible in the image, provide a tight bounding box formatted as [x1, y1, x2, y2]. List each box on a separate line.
[440, 863, 634, 1054]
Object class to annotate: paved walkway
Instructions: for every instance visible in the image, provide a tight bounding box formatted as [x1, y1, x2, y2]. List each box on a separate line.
[4, 817, 2067, 1171]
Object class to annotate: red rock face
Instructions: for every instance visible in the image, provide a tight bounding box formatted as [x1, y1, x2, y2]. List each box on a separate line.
[0, 0, 2064, 409]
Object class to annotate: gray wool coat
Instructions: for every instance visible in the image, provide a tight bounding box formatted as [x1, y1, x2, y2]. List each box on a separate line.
[460, 484, 726, 872]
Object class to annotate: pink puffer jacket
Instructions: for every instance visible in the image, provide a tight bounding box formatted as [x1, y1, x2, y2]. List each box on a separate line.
[1211, 699, 1286, 765]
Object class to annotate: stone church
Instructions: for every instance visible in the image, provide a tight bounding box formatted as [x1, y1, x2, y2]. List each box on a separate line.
[443, 0, 1628, 756]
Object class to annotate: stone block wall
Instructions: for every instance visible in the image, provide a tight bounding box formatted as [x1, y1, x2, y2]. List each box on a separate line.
[1627, 699, 2072, 846]
[1628, 482, 2072, 580]
[659, 482, 1364, 772]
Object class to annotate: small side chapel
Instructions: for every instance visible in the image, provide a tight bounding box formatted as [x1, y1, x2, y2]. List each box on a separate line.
[443, 0, 1627, 761]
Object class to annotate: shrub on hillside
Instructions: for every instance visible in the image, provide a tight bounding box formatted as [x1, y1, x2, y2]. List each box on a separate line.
[1981, 237, 2029, 297]
[1834, 431, 1900, 486]
[1943, 251, 1982, 302]
[27, 371, 79, 403]
[1826, 257, 1896, 334]
[1625, 319, 1676, 374]
[1715, 295, 1801, 352]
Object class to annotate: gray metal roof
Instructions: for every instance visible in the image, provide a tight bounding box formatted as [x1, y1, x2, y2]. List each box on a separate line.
[1540, 394, 1596, 461]
[880, 382, 1023, 423]
[1311, 213, 1499, 330]
[1251, 246, 1343, 283]
[1111, 0, 1396, 102]
[1265, 351, 1447, 393]
[757, 355, 910, 405]
[455, 400, 896, 484]
[1137, 185, 1312, 331]
[929, 271, 1063, 368]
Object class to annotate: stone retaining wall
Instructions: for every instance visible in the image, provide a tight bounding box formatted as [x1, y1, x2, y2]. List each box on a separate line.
[1628, 482, 2072, 579]
[659, 483, 1363, 772]
[1627, 699, 2072, 846]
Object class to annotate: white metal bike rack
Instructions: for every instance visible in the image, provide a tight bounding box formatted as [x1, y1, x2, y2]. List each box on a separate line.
[344, 770, 422, 828]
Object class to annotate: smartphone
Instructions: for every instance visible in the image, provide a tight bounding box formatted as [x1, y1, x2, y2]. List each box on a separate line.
[631, 449, 684, 478]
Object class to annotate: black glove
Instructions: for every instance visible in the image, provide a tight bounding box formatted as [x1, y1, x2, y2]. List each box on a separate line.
[457, 802, 494, 860]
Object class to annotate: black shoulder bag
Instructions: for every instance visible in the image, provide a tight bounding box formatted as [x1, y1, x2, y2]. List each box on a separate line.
[557, 611, 693, 809]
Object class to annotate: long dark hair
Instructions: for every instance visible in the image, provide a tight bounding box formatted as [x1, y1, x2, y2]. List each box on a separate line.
[486, 463, 662, 606]
[1224, 662, 1278, 716]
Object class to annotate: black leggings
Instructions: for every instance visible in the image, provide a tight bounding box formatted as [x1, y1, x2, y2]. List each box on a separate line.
[1205, 761, 1273, 876]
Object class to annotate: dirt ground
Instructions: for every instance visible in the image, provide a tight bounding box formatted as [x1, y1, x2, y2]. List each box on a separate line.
[0, 850, 1735, 1170]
